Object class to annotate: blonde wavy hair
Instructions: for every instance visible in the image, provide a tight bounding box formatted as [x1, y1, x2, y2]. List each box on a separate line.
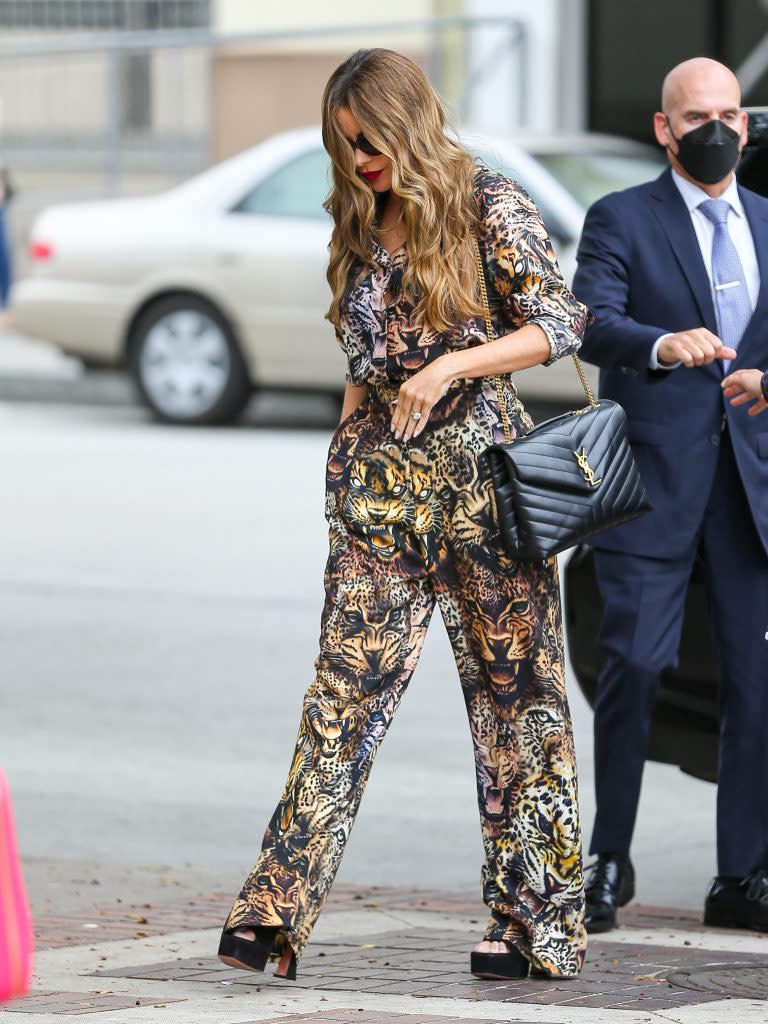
[322, 48, 484, 334]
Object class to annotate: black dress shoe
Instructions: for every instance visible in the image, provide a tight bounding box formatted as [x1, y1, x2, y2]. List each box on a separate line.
[584, 854, 635, 934]
[704, 870, 768, 931]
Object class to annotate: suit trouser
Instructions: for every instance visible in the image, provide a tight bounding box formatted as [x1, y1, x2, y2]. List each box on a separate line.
[590, 430, 768, 877]
[224, 386, 586, 976]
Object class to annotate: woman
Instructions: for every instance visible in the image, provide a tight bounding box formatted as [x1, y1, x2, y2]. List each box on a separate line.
[219, 48, 588, 983]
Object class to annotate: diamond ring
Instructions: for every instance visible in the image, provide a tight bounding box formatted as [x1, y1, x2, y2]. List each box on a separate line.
[411, 411, 422, 421]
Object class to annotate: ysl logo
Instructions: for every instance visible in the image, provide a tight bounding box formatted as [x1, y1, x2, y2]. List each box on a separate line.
[572, 447, 602, 487]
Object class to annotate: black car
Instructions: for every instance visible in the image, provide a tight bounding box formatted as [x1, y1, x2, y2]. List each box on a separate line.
[564, 546, 718, 783]
[563, 110, 767, 785]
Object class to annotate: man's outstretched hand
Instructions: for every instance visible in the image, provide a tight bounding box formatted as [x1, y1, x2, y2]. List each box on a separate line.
[658, 329, 737, 367]
[722, 369, 768, 416]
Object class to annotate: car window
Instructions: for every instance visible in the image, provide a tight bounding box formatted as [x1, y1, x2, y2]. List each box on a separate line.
[472, 149, 571, 244]
[535, 152, 664, 209]
[232, 147, 331, 220]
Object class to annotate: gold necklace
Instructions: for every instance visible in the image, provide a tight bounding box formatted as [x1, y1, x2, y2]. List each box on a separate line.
[373, 205, 404, 234]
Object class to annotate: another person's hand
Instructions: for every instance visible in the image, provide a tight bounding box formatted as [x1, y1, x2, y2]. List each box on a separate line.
[658, 329, 737, 367]
[722, 368, 768, 416]
[390, 355, 455, 441]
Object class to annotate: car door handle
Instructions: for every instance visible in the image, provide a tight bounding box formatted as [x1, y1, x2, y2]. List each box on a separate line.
[215, 252, 244, 266]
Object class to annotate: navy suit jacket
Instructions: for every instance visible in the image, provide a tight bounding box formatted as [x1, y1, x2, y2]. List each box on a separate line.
[572, 168, 768, 558]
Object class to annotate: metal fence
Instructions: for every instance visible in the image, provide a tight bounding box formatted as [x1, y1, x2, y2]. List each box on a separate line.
[0, 15, 527, 192]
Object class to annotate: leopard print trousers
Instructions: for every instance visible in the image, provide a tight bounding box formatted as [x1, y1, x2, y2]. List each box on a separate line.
[224, 381, 586, 978]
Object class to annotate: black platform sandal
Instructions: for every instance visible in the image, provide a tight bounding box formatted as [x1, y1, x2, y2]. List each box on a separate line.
[470, 941, 530, 980]
[218, 928, 273, 973]
[218, 927, 297, 980]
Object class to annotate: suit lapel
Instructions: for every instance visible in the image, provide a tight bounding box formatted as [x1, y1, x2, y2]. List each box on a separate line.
[649, 169, 718, 334]
[732, 185, 768, 367]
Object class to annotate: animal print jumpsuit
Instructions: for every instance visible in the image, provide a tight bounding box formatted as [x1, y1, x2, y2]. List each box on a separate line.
[225, 169, 590, 977]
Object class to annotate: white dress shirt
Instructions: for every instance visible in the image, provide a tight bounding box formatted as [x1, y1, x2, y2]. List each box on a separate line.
[650, 168, 760, 369]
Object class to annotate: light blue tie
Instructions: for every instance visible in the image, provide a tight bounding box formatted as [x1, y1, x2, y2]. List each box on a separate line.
[698, 198, 752, 373]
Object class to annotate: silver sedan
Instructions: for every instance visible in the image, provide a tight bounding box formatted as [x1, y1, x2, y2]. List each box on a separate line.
[13, 128, 654, 425]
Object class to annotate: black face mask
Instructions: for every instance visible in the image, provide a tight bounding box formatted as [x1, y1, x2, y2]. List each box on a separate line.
[667, 117, 741, 185]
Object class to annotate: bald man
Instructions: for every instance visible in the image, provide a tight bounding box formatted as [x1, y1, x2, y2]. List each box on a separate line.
[573, 58, 768, 933]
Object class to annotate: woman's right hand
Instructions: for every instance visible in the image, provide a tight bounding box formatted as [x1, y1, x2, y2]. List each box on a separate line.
[722, 369, 768, 416]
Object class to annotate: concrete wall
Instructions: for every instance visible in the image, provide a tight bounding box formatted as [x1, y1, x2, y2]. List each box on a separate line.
[465, 0, 587, 136]
[0, 50, 208, 136]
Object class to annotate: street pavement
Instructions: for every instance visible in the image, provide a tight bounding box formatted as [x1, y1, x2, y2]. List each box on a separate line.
[1, 332, 759, 1021]
[10, 884, 768, 1022]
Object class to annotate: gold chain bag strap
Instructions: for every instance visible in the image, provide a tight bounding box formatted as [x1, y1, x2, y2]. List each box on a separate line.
[472, 237, 598, 436]
[472, 236, 650, 560]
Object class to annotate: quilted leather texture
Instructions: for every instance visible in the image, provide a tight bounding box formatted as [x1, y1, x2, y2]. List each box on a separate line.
[484, 400, 651, 560]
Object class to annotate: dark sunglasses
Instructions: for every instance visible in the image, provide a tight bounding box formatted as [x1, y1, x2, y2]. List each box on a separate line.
[347, 132, 381, 157]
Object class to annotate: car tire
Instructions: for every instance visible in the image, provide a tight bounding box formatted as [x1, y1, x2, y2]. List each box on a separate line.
[130, 294, 251, 425]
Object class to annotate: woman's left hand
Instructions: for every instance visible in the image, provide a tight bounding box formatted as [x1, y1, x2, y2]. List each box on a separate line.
[390, 355, 456, 441]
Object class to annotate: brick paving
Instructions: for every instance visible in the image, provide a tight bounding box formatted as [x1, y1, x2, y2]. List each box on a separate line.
[32, 884, 737, 951]
[3, 990, 183, 1015]
[23, 886, 768, 1013]
[667, 963, 768, 999]
[33, 885, 404, 950]
[93, 926, 768, 1011]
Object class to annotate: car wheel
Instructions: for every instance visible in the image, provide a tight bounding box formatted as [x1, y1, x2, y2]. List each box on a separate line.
[130, 295, 251, 425]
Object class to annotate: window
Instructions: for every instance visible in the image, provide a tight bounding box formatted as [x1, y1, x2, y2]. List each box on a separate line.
[0, 0, 210, 29]
[536, 152, 665, 209]
[232, 148, 331, 221]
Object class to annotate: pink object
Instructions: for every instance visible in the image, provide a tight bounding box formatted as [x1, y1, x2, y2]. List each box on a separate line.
[0, 770, 33, 1003]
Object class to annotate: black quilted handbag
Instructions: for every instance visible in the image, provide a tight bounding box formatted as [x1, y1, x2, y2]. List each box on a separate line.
[473, 240, 651, 560]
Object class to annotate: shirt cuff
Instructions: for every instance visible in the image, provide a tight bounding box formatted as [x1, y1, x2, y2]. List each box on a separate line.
[650, 334, 680, 370]
[535, 317, 582, 367]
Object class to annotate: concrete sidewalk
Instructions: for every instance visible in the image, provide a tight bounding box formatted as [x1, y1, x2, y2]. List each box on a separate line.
[5, 885, 768, 1023]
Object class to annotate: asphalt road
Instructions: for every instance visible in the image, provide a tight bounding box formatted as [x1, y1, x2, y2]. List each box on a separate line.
[1, 398, 718, 923]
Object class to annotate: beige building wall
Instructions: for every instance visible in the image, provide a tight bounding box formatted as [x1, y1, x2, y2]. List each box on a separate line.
[214, 0, 434, 38]
[211, 46, 424, 161]
[212, 49, 342, 159]
[209, 1, 444, 161]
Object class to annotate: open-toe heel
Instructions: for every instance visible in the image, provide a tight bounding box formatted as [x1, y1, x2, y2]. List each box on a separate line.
[218, 928, 272, 973]
[470, 942, 530, 980]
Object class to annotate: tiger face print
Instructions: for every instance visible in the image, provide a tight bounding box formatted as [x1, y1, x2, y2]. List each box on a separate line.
[509, 772, 582, 906]
[409, 450, 442, 537]
[449, 457, 515, 570]
[515, 710, 581, 896]
[468, 588, 539, 707]
[228, 862, 303, 930]
[342, 444, 413, 558]
[318, 577, 412, 699]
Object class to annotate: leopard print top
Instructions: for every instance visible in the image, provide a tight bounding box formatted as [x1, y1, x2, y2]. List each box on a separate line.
[336, 166, 590, 387]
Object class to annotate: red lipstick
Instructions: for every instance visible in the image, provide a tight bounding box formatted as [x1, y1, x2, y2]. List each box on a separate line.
[362, 170, 382, 182]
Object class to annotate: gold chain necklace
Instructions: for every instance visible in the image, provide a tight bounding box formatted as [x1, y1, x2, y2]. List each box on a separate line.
[373, 205, 404, 234]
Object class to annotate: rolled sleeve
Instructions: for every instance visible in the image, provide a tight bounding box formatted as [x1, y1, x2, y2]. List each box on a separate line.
[478, 171, 590, 365]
